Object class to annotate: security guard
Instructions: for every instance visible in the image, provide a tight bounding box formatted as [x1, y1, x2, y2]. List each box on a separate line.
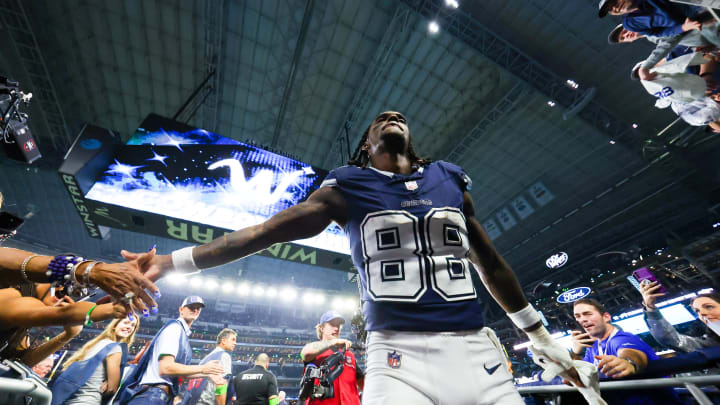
[232, 353, 278, 405]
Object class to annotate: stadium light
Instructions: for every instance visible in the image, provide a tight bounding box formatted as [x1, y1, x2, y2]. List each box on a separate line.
[166, 272, 185, 286]
[190, 276, 204, 289]
[314, 293, 326, 304]
[266, 287, 278, 297]
[221, 281, 235, 293]
[253, 285, 265, 297]
[204, 278, 219, 290]
[332, 297, 344, 310]
[343, 297, 358, 311]
[281, 287, 297, 301]
[428, 21, 439, 34]
[237, 283, 250, 296]
[444, 0, 459, 8]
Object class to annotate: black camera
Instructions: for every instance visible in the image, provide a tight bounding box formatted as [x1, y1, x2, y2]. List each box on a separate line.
[298, 351, 346, 401]
[1, 75, 39, 163]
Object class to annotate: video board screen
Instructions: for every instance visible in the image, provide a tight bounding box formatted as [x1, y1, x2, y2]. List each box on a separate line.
[85, 114, 349, 254]
[612, 303, 696, 335]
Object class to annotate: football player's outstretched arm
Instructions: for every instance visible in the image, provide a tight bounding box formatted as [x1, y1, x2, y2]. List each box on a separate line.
[462, 192, 531, 316]
[463, 192, 601, 399]
[122, 186, 347, 279]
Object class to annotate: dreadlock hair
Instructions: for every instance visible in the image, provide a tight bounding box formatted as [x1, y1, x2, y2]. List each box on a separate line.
[347, 122, 431, 168]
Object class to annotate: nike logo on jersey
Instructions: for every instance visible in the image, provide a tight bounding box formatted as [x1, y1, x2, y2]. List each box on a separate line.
[484, 363, 501, 375]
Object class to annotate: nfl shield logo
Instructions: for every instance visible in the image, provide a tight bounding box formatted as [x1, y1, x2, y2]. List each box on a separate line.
[387, 351, 401, 369]
[405, 181, 418, 191]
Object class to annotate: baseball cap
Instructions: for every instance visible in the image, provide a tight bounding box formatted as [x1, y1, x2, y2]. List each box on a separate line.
[182, 295, 205, 308]
[598, 0, 612, 18]
[319, 310, 345, 325]
[608, 24, 624, 44]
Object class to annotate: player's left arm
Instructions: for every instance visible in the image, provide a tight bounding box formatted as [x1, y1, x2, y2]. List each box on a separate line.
[463, 192, 588, 389]
[462, 191, 530, 315]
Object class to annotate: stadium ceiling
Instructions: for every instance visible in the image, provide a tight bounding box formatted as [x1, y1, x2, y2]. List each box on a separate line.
[0, 0, 713, 289]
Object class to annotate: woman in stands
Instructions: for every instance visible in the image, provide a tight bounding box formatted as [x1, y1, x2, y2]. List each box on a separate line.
[50, 316, 139, 405]
[0, 191, 161, 314]
[0, 282, 129, 365]
[641, 283, 720, 351]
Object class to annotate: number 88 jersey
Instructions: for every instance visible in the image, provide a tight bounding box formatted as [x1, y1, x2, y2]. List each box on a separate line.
[320, 161, 485, 332]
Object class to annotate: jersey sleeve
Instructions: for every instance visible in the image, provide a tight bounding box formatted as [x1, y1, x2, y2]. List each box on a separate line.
[437, 161, 472, 191]
[155, 322, 182, 358]
[320, 170, 339, 189]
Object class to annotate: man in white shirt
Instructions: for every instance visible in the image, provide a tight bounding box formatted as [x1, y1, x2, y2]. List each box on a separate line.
[121, 296, 225, 405]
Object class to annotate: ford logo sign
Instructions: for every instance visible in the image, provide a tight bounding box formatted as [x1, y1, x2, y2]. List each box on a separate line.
[557, 287, 591, 304]
[546, 252, 568, 269]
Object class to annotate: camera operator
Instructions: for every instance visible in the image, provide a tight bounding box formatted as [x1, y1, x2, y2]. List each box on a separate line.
[299, 311, 362, 405]
[641, 283, 720, 352]
[0, 192, 162, 315]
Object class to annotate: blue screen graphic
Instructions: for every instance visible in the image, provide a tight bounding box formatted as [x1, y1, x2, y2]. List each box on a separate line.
[85, 115, 348, 254]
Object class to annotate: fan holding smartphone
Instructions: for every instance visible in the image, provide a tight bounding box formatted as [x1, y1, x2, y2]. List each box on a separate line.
[638, 266, 720, 352]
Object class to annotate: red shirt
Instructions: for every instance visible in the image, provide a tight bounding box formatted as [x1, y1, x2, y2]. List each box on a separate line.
[306, 349, 361, 405]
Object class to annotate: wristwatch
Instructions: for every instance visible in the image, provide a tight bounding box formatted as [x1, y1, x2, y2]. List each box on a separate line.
[619, 356, 638, 373]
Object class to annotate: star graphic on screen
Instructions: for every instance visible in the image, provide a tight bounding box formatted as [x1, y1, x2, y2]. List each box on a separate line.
[165, 136, 184, 152]
[147, 150, 169, 166]
[107, 160, 144, 177]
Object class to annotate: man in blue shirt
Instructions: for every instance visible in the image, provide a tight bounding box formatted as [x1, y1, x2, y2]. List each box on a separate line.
[570, 298, 684, 405]
[571, 298, 653, 378]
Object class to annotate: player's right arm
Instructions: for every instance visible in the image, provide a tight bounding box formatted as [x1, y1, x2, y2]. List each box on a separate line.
[123, 186, 348, 279]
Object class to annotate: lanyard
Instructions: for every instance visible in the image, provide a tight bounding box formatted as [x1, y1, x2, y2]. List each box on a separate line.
[597, 327, 618, 358]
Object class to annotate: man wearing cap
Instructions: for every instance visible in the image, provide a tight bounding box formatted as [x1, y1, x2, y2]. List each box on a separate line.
[299, 311, 362, 405]
[118, 296, 225, 405]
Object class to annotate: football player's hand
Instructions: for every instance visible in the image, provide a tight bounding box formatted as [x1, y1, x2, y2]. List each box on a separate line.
[530, 341, 583, 386]
[595, 355, 636, 378]
[530, 342, 607, 405]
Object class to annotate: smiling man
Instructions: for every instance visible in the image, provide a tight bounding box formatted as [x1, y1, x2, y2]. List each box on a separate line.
[571, 298, 685, 405]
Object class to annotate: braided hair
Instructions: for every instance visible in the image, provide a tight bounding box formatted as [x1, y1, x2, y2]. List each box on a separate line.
[347, 122, 430, 168]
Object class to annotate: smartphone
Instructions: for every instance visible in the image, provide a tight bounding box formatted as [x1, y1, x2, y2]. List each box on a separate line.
[0, 211, 24, 234]
[632, 267, 666, 293]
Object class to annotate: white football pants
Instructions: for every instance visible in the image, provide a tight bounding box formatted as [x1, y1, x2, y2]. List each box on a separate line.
[362, 327, 524, 405]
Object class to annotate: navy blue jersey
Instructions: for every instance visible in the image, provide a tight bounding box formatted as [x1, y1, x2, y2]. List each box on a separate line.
[321, 161, 485, 332]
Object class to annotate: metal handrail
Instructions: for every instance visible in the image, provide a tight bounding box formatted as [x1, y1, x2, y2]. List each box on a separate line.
[517, 375, 720, 393]
[0, 376, 52, 405]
